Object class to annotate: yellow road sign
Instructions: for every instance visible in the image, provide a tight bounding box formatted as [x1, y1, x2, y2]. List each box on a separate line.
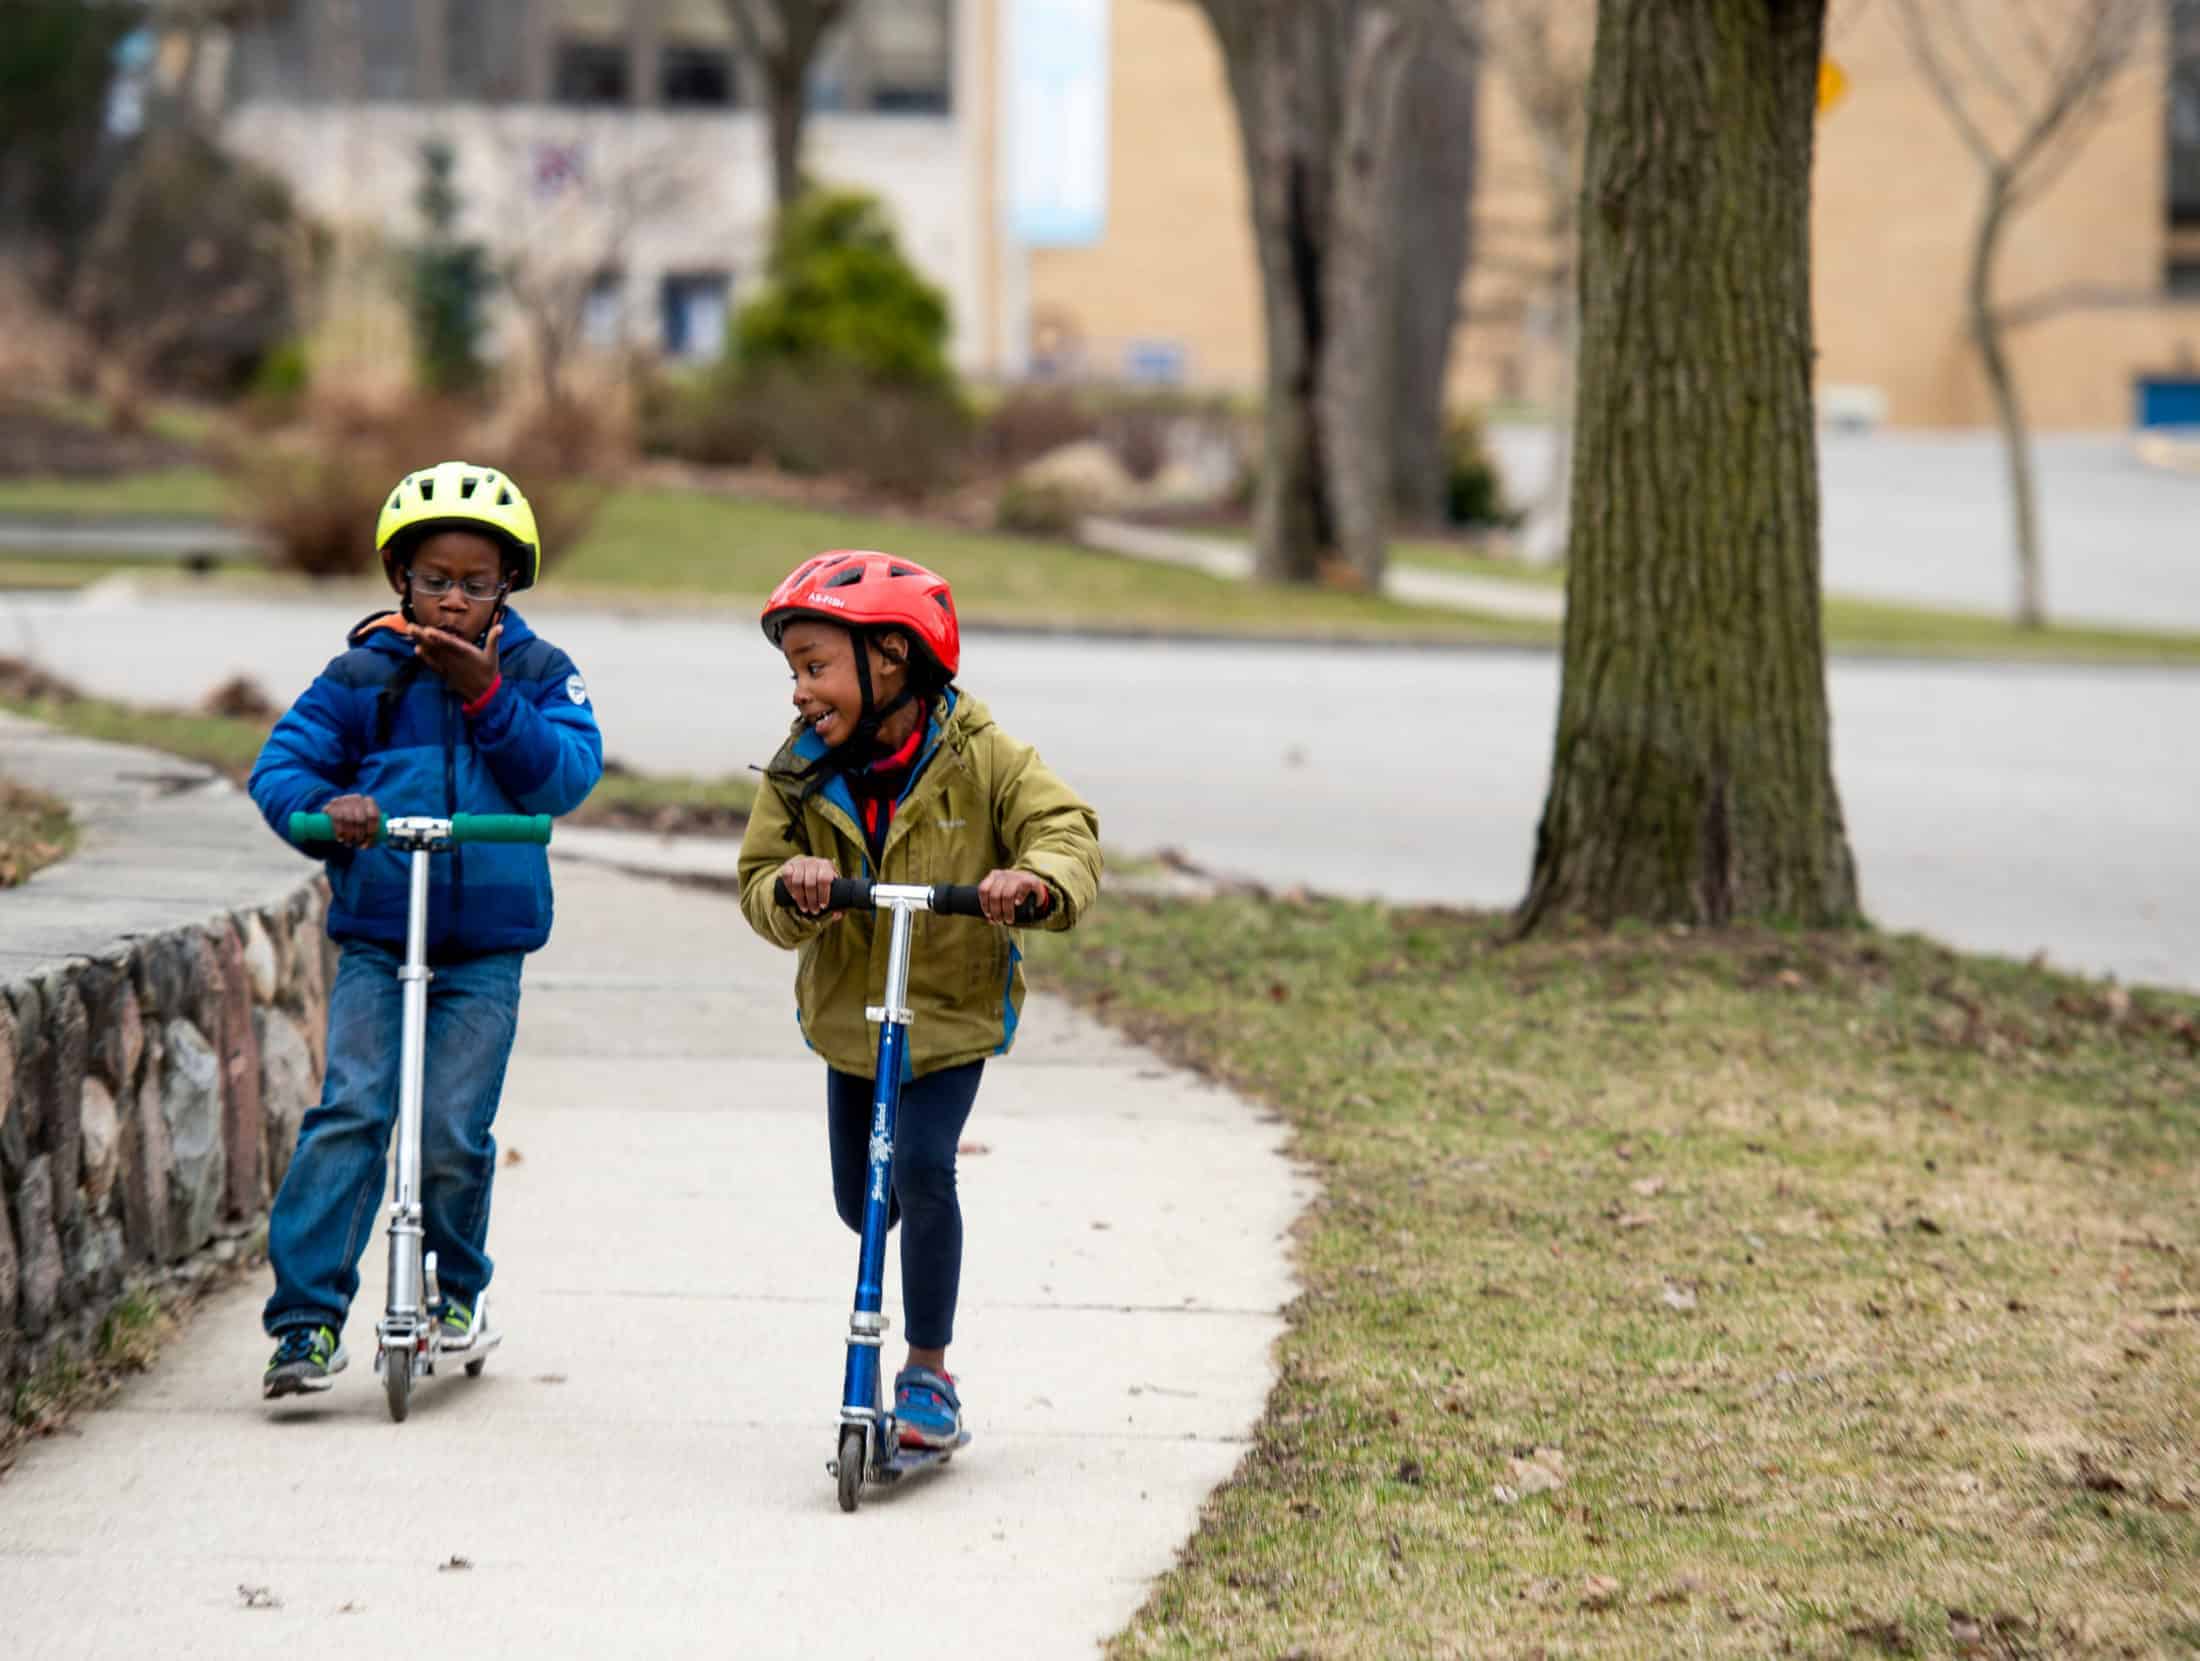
[1819, 57, 1849, 114]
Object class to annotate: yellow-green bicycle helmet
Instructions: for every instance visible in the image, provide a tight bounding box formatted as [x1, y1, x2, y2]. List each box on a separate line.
[375, 461, 542, 591]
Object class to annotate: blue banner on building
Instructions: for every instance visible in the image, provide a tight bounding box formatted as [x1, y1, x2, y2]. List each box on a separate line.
[1011, 0, 1110, 247]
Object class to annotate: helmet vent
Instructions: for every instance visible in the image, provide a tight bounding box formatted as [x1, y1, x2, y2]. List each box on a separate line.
[932, 593, 952, 611]
[889, 564, 918, 578]
[823, 566, 866, 589]
[497, 487, 513, 504]
[459, 475, 479, 499]
[418, 478, 435, 501]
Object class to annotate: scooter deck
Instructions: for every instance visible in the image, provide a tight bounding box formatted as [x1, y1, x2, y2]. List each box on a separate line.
[877, 1429, 972, 1481]
[379, 1327, 502, 1377]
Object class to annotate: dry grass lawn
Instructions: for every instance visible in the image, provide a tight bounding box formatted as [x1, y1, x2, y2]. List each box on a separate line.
[1035, 897, 2199, 1659]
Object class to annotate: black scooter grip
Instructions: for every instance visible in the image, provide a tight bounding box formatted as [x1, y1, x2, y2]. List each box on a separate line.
[772, 876, 878, 913]
[932, 884, 1054, 925]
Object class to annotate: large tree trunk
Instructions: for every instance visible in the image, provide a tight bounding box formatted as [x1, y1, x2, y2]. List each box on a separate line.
[1388, 30, 1479, 527]
[765, 64, 806, 211]
[1317, 9, 1417, 585]
[1198, 0, 1419, 586]
[1968, 175, 2047, 628]
[1517, 0, 1860, 934]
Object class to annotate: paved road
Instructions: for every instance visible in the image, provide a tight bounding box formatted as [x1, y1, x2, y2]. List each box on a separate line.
[5, 587, 2192, 990]
[0, 856, 1306, 1659]
[1489, 426, 2200, 630]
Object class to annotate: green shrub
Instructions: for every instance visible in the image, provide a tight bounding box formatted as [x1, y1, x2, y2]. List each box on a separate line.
[1443, 412, 1509, 529]
[731, 188, 955, 394]
[408, 139, 493, 397]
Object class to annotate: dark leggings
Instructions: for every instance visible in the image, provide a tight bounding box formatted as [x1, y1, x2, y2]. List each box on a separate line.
[827, 1060, 984, 1351]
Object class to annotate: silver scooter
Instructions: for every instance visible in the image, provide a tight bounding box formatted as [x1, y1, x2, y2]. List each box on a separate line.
[291, 810, 551, 1421]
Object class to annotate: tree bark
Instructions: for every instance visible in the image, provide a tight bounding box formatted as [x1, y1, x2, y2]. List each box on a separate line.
[721, 0, 846, 213]
[766, 61, 807, 211]
[1390, 29, 1478, 530]
[1517, 0, 1860, 934]
[1317, 8, 1418, 586]
[1387, 28, 1479, 527]
[1197, 0, 1425, 586]
[1968, 175, 2046, 628]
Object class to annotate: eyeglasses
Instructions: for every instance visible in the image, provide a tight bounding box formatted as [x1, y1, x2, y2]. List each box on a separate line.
[409, 571, 506, 602]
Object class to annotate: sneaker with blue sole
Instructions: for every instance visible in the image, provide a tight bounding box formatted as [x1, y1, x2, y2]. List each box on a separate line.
[263, 1326, 346, 1399]
[894, 1366, 964, 1449]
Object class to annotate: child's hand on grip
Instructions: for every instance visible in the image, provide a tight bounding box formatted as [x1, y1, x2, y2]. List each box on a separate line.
[978, 868, 1053, 926]
[325, 794, 381, 849]
[781, 856, 844, 919]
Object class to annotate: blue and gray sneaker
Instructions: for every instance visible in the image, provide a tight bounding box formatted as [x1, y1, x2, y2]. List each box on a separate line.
[893, 1366, 964, 1449]
[263, 1326, 346, 1399]
[439, 1299, 476, 1350]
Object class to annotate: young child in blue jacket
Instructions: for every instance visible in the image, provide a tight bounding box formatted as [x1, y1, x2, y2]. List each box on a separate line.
[248, 462, 602, 1399]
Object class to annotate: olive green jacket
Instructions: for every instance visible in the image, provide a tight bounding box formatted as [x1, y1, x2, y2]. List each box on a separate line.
[736, 691, 1103, 1078]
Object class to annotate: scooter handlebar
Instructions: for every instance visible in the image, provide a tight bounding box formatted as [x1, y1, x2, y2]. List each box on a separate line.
[288, 812, 552, 847]
[288, 811, 374, 845]
[450, 813, 554, 845]
[773, 876, 1053, 925]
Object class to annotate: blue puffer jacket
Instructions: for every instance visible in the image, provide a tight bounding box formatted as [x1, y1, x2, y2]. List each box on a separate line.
[249, 608, 603, 959]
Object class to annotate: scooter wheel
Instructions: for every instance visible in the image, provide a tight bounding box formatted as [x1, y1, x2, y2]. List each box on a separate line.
[465, 1357, 487, 1378]
[836, 1427, 866, 1513]
[384, 1351, 412, 1423]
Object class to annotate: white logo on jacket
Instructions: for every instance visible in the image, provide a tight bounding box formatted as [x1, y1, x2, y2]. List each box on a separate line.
[566, 674, 588, 704]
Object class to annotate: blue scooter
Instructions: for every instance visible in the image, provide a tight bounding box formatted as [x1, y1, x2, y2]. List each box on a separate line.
[775, 874, 1049, 1512]
[290, 810, 553, 1422]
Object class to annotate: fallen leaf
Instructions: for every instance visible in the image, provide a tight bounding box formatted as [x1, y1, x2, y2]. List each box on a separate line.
[1661, 1283, 1698, 1312]
[1090, 1220, 1112, 1231]
[438, 1555, 473, 1573]
[337, 1602, 364, 1615]
[533, 1373, 567, 1385]
[1630, 1177, 1666, 1199]
[1267, 981, 1290, 1003]
[1395, 1457, 1425, 1485]
[1775, 969, 1805, 991]
[1580, 1574, 1622, 1610]
[1914, 1216, 1943, 1236]
[237, 1585, 281, 1610]
[1617, 1213, 1656, 1231]
[957, 1140, 991, 1156]
[502, 1148, 525, 1166]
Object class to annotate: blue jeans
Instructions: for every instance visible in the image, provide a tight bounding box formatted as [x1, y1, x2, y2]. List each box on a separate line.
[264, 941, 523, 1337]
[827, 1062, 983, 1351]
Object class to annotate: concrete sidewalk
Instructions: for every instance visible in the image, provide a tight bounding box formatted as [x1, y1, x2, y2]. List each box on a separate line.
[0, 857, 1308, 1659]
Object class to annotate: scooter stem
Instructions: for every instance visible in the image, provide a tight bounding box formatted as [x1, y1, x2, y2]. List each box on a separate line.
[387, 843, 434, 1323]
[841, 900, 920, 1427]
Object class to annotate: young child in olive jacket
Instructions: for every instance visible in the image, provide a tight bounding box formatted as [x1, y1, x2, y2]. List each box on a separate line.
[736, 551, 1101, 1450]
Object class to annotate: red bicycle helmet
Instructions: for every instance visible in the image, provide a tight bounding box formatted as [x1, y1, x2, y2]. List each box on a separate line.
[761, 550, 961, 678]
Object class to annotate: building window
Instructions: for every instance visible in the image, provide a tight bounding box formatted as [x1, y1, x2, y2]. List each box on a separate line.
[448, 0, 532, 103]
[865, 0, 951, 113]
[808, 0, 953, 115]
[357, 0, 420, 100]
[661, 43, 735, 107]
[661, 271, 733, 360]
[554, 38, 630, 105]
[232, 7, 314, 102]
[582, 270, 627, 349]
[2172, 25, 2200, 221]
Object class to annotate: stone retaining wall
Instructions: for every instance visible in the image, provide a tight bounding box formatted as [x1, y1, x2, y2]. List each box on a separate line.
[0, 712, 335, 1395]
[0, 885, 334, 1392]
